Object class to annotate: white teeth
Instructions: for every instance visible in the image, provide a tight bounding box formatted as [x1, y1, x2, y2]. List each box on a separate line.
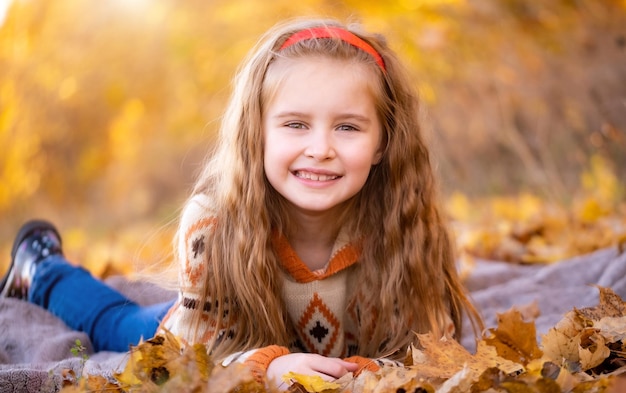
[295, 171, 338, 181]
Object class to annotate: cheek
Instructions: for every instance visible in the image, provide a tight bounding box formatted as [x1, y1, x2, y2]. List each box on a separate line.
[263, 144, 274, 177]
[263, 135, 277, 163]
[263, 140, 287, 182]
[348, 140, 383, 169]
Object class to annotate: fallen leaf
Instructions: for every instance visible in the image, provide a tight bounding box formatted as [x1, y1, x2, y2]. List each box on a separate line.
[578, 334, 611, 371]
[572, 376, 614, 392]
[540, 287, 624, 373]
[370, 367, 435, 393]
[577, 287, 626, 320]
[283, 372, 341, 392]
[484, 308, 543, 365]
[436, 366, 473, 393]
[541, 328, 581, 368]
[114, 330, 213, 391]
[205, 363, 264, 393]
[594, 316, 626, 343]
[408, 333, 524, 381]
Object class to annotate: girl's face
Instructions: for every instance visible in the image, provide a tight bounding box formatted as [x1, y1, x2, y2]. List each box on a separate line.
[263, 57, 383, 217]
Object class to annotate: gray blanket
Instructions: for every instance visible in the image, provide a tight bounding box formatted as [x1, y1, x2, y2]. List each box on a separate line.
[1, 247, 625, 392]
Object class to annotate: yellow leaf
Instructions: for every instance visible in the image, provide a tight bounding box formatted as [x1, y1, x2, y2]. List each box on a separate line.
[192, 342, 212, 379]
[446, 191, 471, 221]
[524, 359, 577, 392]
[114, 348, 143, 388]
[114, 330, 183, 388]
[580, 155, 620, 206]
[577, 196, 609, 223]
[282, 372, 341, 392]
[572, 376, 614, 393]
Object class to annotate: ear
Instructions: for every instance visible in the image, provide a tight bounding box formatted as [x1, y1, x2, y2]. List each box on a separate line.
[372, 122, 387, 165]
[372, 146, 384, 165]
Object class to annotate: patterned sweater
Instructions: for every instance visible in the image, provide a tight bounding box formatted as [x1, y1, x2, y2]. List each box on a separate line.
[160, 195, 402, 379]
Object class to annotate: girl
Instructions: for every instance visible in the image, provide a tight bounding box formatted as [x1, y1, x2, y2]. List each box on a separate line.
[0, 17, 482, 388]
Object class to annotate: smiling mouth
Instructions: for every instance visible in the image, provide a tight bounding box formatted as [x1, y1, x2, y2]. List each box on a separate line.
[294, 171, 340, 181]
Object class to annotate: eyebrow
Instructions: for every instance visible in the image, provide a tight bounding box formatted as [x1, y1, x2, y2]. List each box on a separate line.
[271, 111, 372, 124]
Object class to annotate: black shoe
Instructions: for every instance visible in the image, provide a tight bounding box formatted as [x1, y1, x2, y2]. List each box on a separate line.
[0, 219, 63, 299]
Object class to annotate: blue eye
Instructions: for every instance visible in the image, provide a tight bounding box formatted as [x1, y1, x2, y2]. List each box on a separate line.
[286, 122, 306, 129]
[337, 124, 358, 131]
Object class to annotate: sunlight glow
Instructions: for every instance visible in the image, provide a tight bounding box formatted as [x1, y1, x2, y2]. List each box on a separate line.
[0, 0, 12, 27]
[111, 0, 152, 13]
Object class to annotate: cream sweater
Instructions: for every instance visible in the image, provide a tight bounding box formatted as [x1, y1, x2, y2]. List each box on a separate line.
[160, 194, 409, 379]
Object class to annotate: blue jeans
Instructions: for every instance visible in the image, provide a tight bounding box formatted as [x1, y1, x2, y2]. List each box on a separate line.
[29, 255, 175, 352]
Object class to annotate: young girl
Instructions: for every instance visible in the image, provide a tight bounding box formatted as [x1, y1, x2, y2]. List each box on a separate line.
[0, 17, 481, 388]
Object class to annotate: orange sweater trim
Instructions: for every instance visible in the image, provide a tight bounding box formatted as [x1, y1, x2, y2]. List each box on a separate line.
[272, 233, 361, 283]
[245, 345, 291, 382]
[343, 355, 381, 375]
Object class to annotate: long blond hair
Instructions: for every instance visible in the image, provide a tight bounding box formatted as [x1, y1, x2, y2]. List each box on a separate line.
[179, 17, 482, 359]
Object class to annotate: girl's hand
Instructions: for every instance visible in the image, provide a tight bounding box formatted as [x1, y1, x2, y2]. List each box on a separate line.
[266, 353, 358, 389]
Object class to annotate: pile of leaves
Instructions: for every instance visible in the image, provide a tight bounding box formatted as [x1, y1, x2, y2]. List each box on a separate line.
[60, 286, 626, 392]
[447, 156, 626, 266]
[452, 195, 626, 265]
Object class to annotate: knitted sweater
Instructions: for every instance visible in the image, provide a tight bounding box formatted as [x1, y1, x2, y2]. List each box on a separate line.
[160, 195, 403, 379]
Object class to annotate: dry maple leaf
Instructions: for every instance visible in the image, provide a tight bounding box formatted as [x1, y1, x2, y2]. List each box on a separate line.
[577, 286, 626, 320]
[407, 333, 523, 382]
[202, 362, 265, 393]
[115, 330, 214, 391]
[348, 367, 435, 393]
[282, 372, 341, 392]
[594, 316, 626, 343]
[572, 377, 615, 393]
[436, 366, 474, 393]
[61, 288, 626, 393]
[477, 366, 565, 393]
[525, 359, 579, 392]
[84, 375, 121, 391]
[484, 308, 543, 365]
[541, 287, 625, 375]
[541, 317, 612, 372]
[63, 374, 121, 393]
[540, 328, 585, 371]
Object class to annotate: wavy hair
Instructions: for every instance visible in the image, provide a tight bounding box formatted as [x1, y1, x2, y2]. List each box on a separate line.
[178, 17, 482, 359]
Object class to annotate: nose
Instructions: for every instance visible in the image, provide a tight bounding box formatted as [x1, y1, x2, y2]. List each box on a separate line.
[304, 129, 336, 161]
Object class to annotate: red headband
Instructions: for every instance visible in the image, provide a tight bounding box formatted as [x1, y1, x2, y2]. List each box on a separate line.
[280, 26, 386, 72]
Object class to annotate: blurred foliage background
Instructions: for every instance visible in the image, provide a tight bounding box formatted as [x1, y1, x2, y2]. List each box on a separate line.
[1, 0, 625, 276]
